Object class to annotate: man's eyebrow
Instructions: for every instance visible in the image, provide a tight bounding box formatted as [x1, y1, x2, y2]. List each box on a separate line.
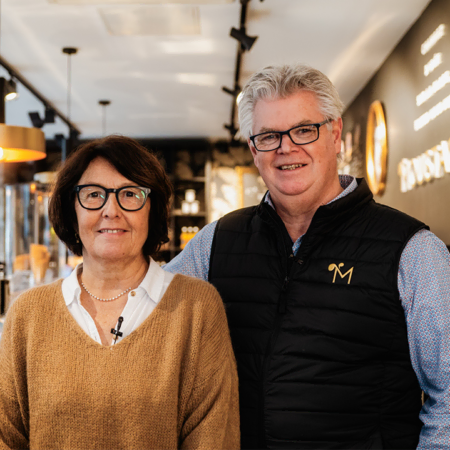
[256, 120, 316, 134]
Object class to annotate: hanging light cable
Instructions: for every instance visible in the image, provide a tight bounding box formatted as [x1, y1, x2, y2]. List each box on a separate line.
[62, 47, 79, 161]
[98, 100, 111, 137]
[62, 47, 77, 122]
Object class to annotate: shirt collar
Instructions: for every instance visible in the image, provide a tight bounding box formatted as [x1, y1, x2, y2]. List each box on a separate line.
[264, 174, 358, 209]
[62, 258, 166, 306]
[62, 263, 82, 306]
[139, 258, 166, 305]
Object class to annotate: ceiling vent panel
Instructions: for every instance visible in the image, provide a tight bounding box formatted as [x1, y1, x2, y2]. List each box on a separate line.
[99, 6, 201, 36]
[49, 0, 234, 4]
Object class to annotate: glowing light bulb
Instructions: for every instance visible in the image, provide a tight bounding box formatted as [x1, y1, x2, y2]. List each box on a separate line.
[5, 92, 18, 101]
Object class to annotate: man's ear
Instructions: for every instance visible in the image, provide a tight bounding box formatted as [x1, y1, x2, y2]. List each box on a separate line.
[248, 138, 258, 160]
[332, 118, 343, 154]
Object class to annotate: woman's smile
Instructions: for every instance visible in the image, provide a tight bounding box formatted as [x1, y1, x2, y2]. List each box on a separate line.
[98, 228, 127, 234]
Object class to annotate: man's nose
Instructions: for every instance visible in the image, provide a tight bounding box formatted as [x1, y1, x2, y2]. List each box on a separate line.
[277, 132, 298, 153]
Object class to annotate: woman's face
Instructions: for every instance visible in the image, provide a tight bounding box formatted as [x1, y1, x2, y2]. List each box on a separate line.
[74, 157, 150, 265]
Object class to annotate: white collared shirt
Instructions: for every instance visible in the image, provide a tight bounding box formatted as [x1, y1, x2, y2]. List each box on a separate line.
[62, 258, 174, 345]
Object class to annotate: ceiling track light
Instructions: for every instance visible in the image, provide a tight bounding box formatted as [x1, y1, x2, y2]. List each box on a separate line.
[28, 108, 56, 129]
[28, 112, 43, 129]
[222, 86, 241, 97]
[45, 108, 56, 123]
[0, 77, 17, 104]
[230, 26, 258, 52]
[223, 0, 257, 145]
[4, 78, 17, 101]
[0, 54, 81, 137]
[224, 123, 238, 137]
[0, 52, 80, 163]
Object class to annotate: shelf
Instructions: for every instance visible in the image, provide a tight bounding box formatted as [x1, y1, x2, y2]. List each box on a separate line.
[167, 157, 210, 263]
[173, 210, 206, 217]
[170, 176, 206, 183]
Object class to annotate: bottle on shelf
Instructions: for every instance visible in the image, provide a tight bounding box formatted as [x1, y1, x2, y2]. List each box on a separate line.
[180, 227, 199, 250]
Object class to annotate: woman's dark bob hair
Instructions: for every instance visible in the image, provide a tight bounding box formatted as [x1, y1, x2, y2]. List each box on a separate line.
[49, 135, 173, 257]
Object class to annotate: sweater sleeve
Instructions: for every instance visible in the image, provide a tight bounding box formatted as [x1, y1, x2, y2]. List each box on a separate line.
[179, 283, 240, 450]
[0, 298, 30, 449]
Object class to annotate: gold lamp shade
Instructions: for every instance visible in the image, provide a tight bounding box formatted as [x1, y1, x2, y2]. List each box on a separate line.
[0, 124, 46, 162]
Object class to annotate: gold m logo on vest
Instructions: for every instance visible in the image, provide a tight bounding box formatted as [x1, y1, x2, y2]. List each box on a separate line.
[328, 263, 354, 284]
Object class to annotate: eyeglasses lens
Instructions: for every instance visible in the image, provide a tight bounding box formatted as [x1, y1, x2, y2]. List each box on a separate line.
[117, 187, 146, 210]
[254, 133, 280, 151]
[78, 186, 106, 209]
[290, 125, 317, 143]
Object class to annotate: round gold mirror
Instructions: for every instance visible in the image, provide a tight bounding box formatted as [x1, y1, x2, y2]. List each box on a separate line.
[366, 100, 388, 195]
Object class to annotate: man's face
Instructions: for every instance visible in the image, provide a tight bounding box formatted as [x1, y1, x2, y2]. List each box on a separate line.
[248, 90, 342, 208]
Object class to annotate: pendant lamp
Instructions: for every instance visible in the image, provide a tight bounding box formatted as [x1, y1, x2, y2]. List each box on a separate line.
[0, 123, 46, 162]
[0, 10, 46, 163]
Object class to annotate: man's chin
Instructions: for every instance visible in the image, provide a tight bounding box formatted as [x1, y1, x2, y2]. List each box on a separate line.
[272, 183, 311, 198]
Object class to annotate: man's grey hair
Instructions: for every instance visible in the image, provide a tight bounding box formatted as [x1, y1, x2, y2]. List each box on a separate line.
[238, 63, 345, 139]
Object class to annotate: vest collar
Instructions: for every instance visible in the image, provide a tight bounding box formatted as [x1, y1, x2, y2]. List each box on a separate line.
[258, 178, 372, 224]
[257, 178, 374, 258]
[310, 178, 372, 222]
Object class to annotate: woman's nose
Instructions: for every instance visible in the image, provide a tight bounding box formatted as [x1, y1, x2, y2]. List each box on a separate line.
[102, 193, 121, 217]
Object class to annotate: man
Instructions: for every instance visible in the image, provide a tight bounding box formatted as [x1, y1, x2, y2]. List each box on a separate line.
[165, 64, 450, 449]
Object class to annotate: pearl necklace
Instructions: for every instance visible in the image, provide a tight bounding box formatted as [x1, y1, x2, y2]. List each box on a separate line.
[81, 281, 132, 302]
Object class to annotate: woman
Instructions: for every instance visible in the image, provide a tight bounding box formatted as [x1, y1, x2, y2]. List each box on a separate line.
[0, 136, 239, 449]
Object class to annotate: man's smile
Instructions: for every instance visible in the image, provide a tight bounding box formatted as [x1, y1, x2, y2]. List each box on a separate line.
[277, 163, 306, 171]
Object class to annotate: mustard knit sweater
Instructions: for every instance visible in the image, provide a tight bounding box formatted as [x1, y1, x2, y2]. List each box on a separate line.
[0, 274, 239, 450]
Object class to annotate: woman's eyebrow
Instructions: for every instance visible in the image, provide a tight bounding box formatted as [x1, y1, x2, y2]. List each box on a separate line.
[78, 182, 140, 188]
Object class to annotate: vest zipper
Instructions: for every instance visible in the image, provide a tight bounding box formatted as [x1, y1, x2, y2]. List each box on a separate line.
[259, 205, 296, 447]
[278, 276, 289, 313]
[278, 251, 296, 313]
[259, 254, 295, 447]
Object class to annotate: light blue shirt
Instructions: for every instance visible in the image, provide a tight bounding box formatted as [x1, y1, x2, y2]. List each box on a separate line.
[164, 176, 450, 449]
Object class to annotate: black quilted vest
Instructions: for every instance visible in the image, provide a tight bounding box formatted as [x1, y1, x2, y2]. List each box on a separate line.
[209, 179, 426, 449]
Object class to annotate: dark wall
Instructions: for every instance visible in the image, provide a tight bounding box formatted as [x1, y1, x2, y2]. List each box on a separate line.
[343, 0, 450, 243]
[1, 137, 212, 185]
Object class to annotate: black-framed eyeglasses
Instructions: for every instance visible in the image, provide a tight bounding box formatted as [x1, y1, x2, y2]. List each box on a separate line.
[250, 119, 332, 152]
[73, 184, 151, 211]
